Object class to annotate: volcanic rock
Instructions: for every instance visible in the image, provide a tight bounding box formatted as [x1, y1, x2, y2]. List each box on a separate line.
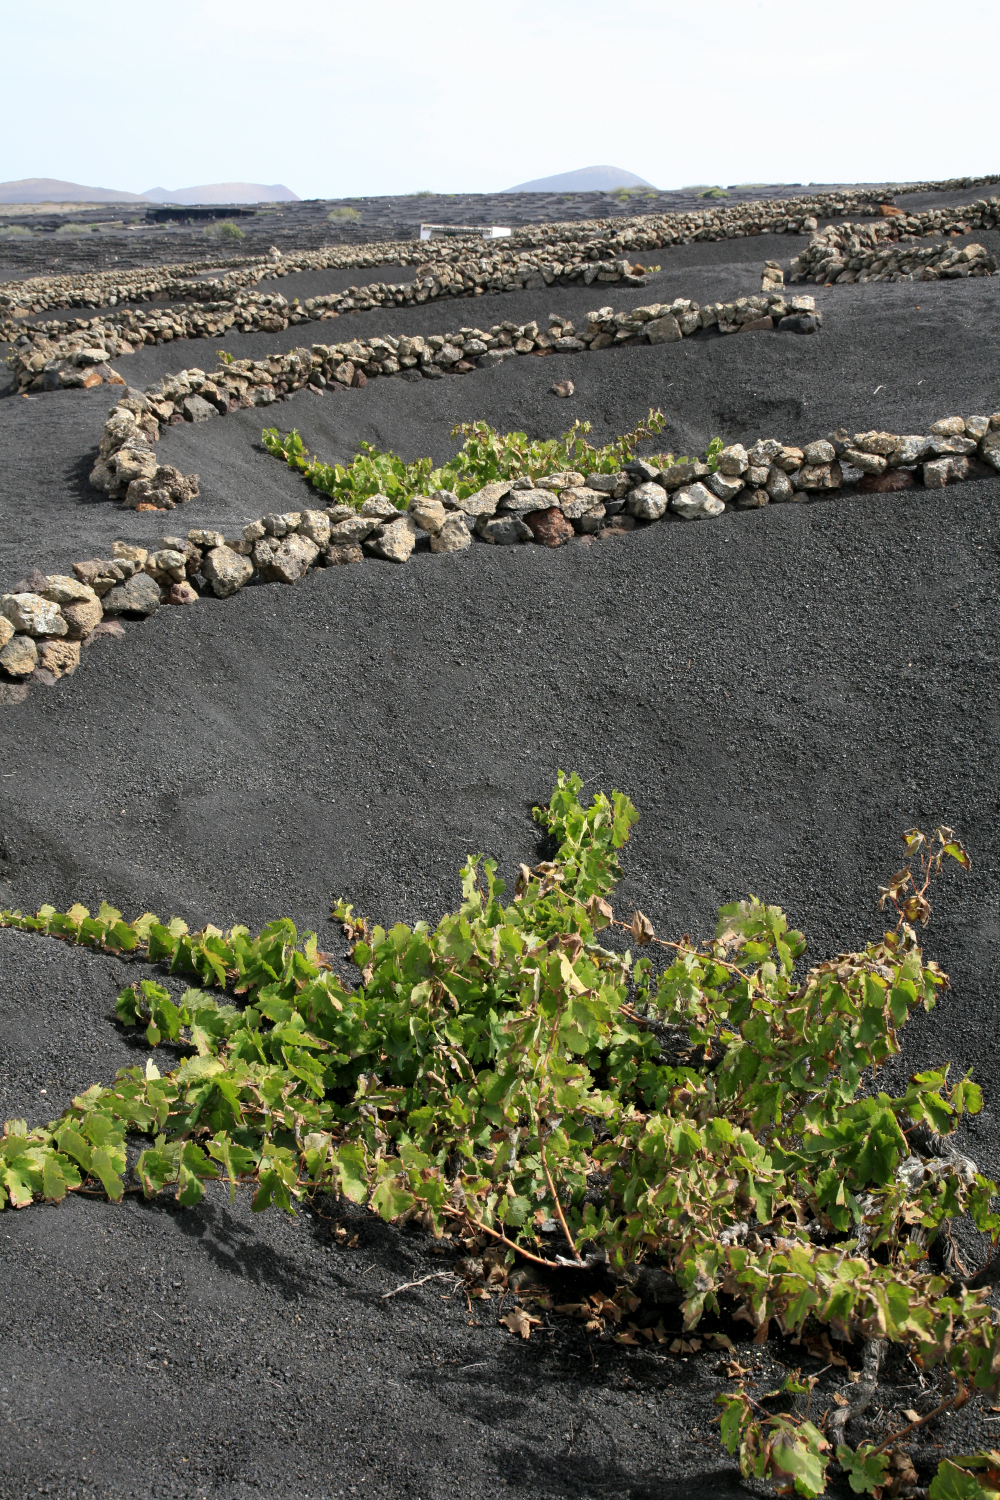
[202, 545, 255, 597]
[429, 515, 473, 554]
[475, 513, 532, 545]
[367, 518, 418, 563]
[0, 635, 38, 676]
[166, 582, 200, 605]
[626, 482, 668, 521]
[61, 597, 104, 640]
[323, 544, 366, 566]
[270, 535, 321, 582]
[858, 468, 916, 493]
[671, 484, 725, 520]
[524, 507, 574, 547]
[36, 639, 81, 679]
[0, 593, 67, 638]
[100, 572, 161, 616]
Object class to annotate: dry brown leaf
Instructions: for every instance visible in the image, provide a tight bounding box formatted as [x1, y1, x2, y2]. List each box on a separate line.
[805, 1333, 850, 1369]
[832, 1392, 850, 1408]
[500, 1308, 542, 1340]
[704, 1333, 735, 1351]
[615, 1329, 640, 1346]
[589, 1293, 622, 1323]
[631, 910, 655, 945]
[347, 1233, 359, 1249]
[903, 1408, 921, 1423]
[721, 1359, 750, 1378]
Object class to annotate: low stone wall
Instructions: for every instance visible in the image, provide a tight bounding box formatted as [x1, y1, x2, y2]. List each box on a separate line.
[3, 184, 999, 323]
[6, 250, 653, 392]
[4, 406, 999, 706]
[88, 293, 819, 505]
[789, 227, 997, 284]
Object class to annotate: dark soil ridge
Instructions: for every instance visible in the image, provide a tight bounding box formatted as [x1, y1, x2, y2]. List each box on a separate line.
[2, 224, 1000, 1499]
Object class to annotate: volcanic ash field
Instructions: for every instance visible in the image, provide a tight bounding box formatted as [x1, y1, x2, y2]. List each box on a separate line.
[2, 182, 1000, 1500]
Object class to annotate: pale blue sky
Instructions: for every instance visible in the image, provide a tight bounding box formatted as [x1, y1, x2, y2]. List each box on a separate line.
[3, 0, 998, 197]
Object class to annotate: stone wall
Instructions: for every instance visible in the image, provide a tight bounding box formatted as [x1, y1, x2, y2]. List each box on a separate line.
[6, 251, 650, 392]
[4, 405, 998, 707]
[8, 193, 999, 392]
[789, 228, 997, 285]
[3, 186, 999, 322]
[88, 293, 819, 505]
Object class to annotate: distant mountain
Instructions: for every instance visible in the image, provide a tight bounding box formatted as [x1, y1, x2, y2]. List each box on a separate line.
[0, 177, 300, 206]
[505, 165, 655, 193]
[0, 178, 148, 205]
[142, 183, 300, 205]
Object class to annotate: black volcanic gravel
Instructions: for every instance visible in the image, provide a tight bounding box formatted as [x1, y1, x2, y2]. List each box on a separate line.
[1, 221, 1000, 1500]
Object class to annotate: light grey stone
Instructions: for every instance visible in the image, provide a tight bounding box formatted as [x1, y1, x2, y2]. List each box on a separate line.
[844, 450, 888, 475]
[202, 546, 254, 598]
[747, 438, 783, 467]
[459, 480, 513, 517]
[146, 549, 187, 583]
[271, 534, 321, 582]
[585, 472, 629, 498]
[887, 436, 932, 466]
[0, 593, 67, 638]
[671, 484, 725, 520]
[765, 466, 797, 503]
[360, 495, 399, 520]
[626, 482, 668, 521]
[298, 510, 332, 548]
[101, 571, 161, 616]
[797, 461, 843, 491]
[409, 498, 448, 534]
[645, 313, 682, 344]
[659, 461, 708, 490]
[541, 471, 585, 490]
[0, 634, 37, 676]
[39, 575, 95, 606]
[560, 487, 606, 520]
[330, 515, 380, 545]
[717, 444, 748, 477]
[803, 439, 836, 464]
[182, 394, 218, 422]
[927, 435, 977, 458]
[499, 491, 552, 514]
[707, 471, 744, 502]
[367, 518, 417, 563]
[475, 513, 532, 545]
[109, 444, 158, 492]
[430, 514, 473, 554]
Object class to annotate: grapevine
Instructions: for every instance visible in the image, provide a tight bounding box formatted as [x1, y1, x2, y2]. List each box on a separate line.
[1, 778, 997, 1497]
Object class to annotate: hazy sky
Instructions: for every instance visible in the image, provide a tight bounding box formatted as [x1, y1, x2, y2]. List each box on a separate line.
[4, 0, 998, 197]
